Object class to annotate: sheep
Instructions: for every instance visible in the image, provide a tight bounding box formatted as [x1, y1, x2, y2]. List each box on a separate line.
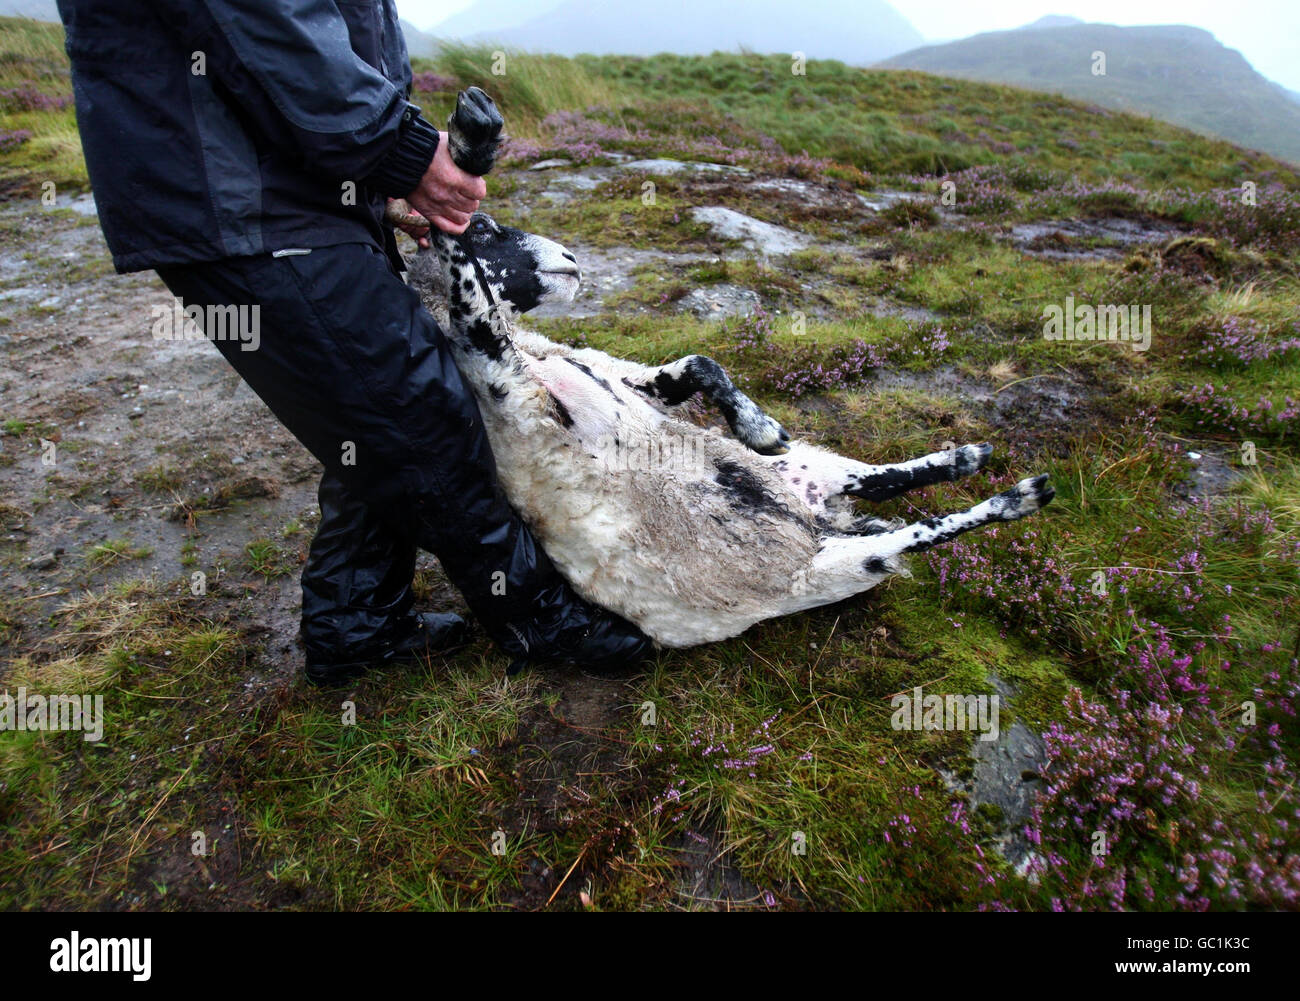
[386, 91, 1055, 648]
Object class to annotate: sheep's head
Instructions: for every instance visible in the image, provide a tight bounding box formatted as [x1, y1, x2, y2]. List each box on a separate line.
[398, 204, 581, 315]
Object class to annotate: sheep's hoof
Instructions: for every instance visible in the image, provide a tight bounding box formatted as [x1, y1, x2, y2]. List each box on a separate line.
[447, 86, 505, 176]
[743, 417, 791, 455]
[950, 442, 993, 479]
[994, 474, 1055, 521]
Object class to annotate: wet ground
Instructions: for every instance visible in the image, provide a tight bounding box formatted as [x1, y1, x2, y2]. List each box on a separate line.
[0, 159, 1220, 901]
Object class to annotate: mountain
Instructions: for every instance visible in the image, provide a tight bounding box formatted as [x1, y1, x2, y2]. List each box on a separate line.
[880, 22, 1300, 164]
[400, 19, 439, 59]
[461, 0, 923, 64]
[0, 1, 58, 20]
[430, 0, 566, 38]
[1020, 15, 1083, 30]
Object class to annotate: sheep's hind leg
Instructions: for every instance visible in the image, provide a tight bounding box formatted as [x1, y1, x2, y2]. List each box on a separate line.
[805, 475, 1055, 601]
[620, 354, 790, 455]
[881, 474, 1053, 553]
[761, 441, 993, 517]
[839, 443, 993, 502]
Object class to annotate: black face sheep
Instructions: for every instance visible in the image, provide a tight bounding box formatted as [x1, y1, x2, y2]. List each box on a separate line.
[387, 91, 1054, 648]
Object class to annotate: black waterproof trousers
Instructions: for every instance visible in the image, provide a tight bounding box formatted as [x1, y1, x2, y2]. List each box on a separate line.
[156, 241, 574, 660]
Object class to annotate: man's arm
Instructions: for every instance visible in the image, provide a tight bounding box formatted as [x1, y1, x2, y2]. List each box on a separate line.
[155, 0, 479, 227]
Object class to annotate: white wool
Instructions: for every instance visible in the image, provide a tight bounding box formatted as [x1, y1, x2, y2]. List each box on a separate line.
[414, 238, 1050, 648]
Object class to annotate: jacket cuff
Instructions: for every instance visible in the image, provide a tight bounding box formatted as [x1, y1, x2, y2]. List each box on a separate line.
[363, 105, 440, 198]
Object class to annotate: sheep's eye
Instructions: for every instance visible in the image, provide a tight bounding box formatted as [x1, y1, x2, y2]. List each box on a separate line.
[472, 218, 491, 234]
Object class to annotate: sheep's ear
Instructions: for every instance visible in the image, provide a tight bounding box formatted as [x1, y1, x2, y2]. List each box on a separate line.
[446, 86, 505, 177]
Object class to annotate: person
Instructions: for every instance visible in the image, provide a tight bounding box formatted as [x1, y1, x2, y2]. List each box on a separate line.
[55, 0, 653, 685]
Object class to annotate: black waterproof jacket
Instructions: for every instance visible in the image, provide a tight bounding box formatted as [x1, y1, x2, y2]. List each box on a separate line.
[56, 0, 441, 273]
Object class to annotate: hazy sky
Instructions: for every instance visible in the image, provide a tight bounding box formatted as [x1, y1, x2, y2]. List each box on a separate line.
[395, 0, 1300, 91]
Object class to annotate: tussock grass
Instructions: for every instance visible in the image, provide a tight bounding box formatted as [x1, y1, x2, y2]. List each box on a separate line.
[429, 43, 620, 135]
[0, 17, 81, 194]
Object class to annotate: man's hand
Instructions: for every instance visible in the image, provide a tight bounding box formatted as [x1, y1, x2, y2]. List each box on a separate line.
[403, 129, 486, 237]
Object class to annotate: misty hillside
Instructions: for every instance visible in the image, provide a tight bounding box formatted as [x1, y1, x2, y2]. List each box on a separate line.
[880, 22, 1300, 165]
[0, 0, 56, 20]
[1019, 15, 1083, 31]
[430, 0, 566, 38]
[400, 19, 439, 59]
[461, 0, 924, 63]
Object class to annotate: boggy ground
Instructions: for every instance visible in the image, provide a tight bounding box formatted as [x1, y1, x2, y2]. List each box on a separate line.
[2, 33, 1299, 910]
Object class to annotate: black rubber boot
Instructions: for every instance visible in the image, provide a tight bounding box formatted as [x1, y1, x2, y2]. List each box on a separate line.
[403, 499, 656, 676]
[299, 472, 421, 656]
[496, 591, 654, 676]
[304, 611, 469, 687]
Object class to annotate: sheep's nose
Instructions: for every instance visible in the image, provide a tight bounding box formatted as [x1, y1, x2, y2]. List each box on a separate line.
[562, 251, 576, 264]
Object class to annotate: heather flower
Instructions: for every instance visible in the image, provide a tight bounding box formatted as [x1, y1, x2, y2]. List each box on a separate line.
[0, 86, 73, 113]
[411, 71, 456, 94]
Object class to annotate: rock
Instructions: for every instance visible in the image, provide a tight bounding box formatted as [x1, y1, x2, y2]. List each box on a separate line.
[856, 190, 926, 212]
[57, 193, 99, 216]
[1008, 217, 1182, 259]
[690, 206, 810, 256]
[26, 551, 60, 570]
[680, 284, 760, 318]
[622, 158, 748, 176]
[863, 298, 943, 324]
[969, 719, 1046, 849]
[750, 177, 820, 199]
[548, 172, 605, 191]
[941, 672, 1048, 871]
[529, 158, 573, 170]
[1174, 446, 1242, 500]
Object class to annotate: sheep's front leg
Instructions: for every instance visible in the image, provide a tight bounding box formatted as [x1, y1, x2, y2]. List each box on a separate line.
[620, 354, 790, 455]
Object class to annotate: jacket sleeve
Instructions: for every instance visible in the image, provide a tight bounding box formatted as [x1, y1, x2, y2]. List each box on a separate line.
[155, 0, 439, 197]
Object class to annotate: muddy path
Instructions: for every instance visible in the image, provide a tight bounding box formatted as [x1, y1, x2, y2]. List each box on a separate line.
[0, 204, 322, 682]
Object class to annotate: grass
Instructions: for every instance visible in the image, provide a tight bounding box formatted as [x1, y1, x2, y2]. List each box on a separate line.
[434, 41, 620, 134]
[136, 464, 183, 494]
[85, 539, 152, 570]
[2, 21, 1299, 911]
[0, 17, 81, 197]
[6, 19, 1300, 196]
[244, 539, 295, 581]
